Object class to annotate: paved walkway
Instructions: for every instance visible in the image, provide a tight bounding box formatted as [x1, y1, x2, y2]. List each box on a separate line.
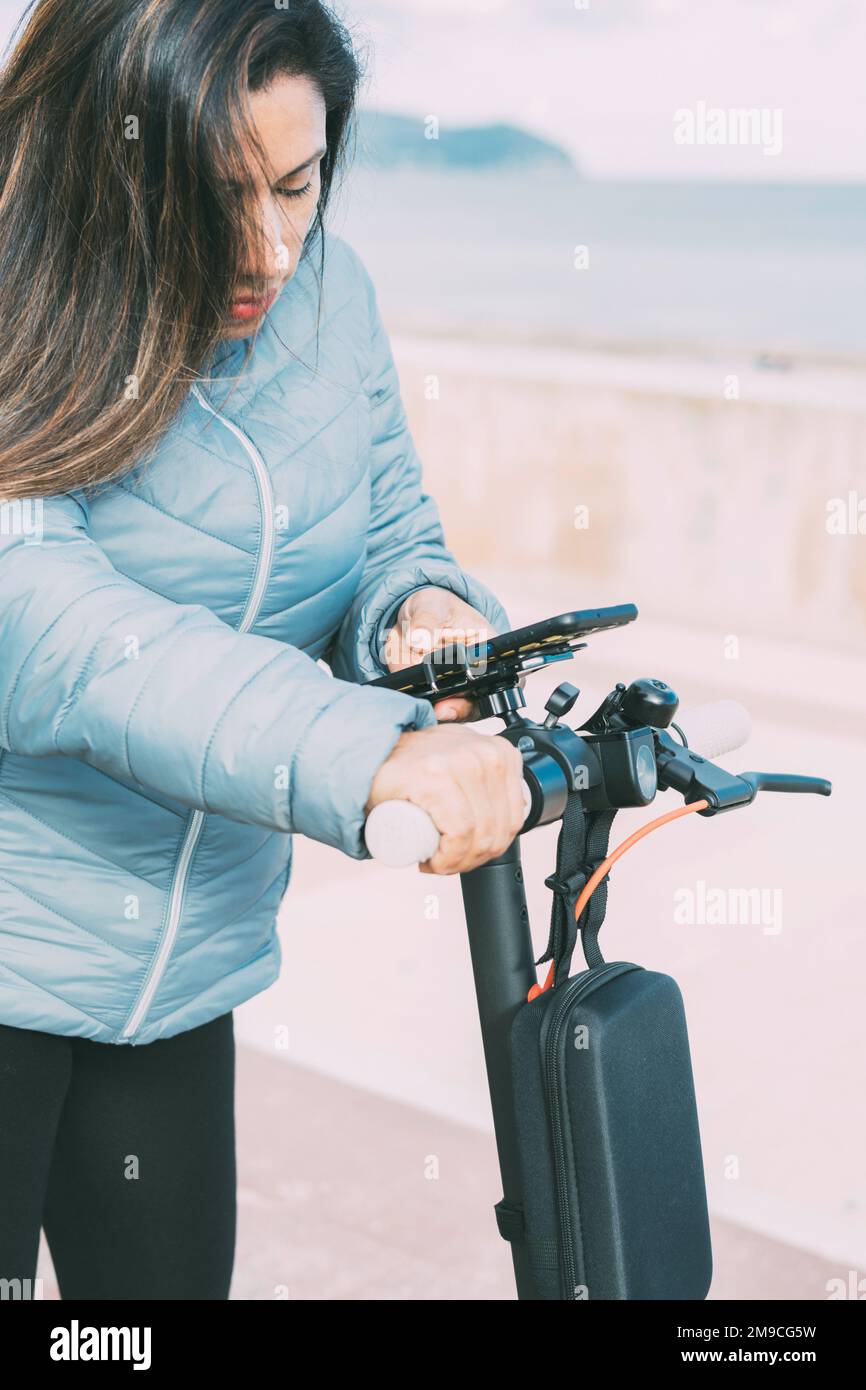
[36, 1043, 847, 1300]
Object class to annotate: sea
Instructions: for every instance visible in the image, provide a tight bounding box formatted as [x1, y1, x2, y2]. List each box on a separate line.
[334, 167, 866, 364]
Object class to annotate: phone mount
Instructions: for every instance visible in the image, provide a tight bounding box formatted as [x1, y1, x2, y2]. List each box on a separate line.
[370, 632, 591, 721]
[367, 603, 642, 719]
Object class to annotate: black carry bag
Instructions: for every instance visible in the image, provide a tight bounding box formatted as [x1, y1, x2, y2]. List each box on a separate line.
[497, 793, 713, 1301]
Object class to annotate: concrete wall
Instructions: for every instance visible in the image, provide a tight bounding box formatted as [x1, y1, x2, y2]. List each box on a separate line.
[393, 337, 866, 654]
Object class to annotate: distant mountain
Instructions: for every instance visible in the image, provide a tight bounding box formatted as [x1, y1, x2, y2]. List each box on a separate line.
[352, 110, 576, 172]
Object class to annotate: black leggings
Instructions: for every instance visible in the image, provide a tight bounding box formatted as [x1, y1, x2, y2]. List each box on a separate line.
[0, 1011, 236, 1300]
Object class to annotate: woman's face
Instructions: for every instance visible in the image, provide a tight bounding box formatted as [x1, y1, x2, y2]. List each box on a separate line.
[223, 72, 327, 338]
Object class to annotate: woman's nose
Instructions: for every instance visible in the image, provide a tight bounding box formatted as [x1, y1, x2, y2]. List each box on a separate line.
[253, 197, 304, 280]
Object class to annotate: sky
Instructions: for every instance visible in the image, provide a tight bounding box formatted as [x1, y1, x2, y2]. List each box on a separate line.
[348, 0, 866, 181]
[0, 0, 862, 181]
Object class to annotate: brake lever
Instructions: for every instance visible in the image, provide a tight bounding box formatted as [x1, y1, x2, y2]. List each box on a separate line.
[655, 731, 832, 815]
[740, 771, 832, 799]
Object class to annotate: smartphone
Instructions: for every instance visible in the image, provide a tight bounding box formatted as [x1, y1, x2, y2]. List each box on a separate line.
[366, 604, 638, 697]
[484, 604, 638, 662]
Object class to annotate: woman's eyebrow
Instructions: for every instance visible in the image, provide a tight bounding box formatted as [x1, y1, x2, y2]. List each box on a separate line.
[276, 147, 327, 180]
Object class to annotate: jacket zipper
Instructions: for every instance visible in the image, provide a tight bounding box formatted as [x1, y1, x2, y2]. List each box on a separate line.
[119, 384, 277, 1041]
[542, 961, 639, 1298]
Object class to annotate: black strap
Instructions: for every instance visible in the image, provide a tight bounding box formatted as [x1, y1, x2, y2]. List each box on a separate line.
[535, 794, 618, 982]
[493, 1200, 559, 1275]
[493, 1198, 526, 1242]
[578, 806, 618, 970]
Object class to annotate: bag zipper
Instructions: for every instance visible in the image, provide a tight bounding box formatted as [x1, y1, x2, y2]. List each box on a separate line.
[119, 384, 277, 1041]
[542, 960, 639, 1298]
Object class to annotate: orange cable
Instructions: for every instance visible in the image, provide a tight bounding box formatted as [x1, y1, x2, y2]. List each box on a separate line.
[527, 799, 710, 1001]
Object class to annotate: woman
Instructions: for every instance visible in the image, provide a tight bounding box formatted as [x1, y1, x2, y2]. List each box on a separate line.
[0, 0, 525, 1299]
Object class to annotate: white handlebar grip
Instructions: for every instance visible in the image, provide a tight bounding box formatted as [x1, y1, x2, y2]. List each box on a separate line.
[363, 800, 440, 868]
[365, 784, 532, 868]
[681, 699, 751, 760]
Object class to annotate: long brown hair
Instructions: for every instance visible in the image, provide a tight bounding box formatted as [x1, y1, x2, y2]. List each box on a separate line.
[0, 0, 361, 501]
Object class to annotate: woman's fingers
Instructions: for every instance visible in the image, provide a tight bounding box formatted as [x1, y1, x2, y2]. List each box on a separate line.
[434, 696, 477, 723]
[370, 725, 526, 876]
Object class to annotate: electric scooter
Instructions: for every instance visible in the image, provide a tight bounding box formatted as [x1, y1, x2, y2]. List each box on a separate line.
[362, 604, 831, 1300]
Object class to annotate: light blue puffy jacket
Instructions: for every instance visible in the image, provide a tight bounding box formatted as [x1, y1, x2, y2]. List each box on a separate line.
[0, 231, 509, 1046]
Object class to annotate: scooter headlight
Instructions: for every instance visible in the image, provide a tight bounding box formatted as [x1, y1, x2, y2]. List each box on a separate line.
[635, 741, 658, 801]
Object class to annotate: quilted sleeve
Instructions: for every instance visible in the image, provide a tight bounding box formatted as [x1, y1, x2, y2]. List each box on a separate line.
[325, 247, 511, 686]
[0, 492, 438, 858]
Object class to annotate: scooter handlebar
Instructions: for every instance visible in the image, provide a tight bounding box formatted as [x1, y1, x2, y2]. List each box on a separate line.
[363, 699, 753, 868]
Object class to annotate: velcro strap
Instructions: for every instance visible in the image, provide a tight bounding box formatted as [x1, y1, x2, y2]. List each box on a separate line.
[536, 794, 618, 982]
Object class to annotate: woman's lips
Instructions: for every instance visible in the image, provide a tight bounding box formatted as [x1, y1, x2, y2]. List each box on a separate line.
[229, 287, 279, 321]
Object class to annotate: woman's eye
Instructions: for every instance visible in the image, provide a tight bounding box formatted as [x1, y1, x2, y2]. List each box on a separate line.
[276, 178, 313, 201]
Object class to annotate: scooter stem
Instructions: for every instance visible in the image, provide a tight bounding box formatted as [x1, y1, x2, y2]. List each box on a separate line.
[459, 840, 540, 1300]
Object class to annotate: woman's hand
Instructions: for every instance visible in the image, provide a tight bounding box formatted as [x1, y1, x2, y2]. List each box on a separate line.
[365, 723, 527, 875]
[383, 586, 494, 724]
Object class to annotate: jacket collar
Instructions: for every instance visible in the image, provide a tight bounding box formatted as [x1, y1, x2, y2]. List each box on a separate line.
[195, 228, 330, 417]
